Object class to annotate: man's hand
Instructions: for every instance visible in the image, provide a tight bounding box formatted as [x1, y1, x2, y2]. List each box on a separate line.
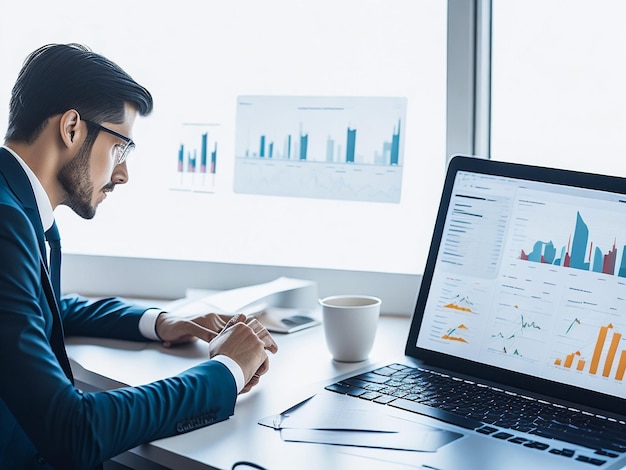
[155, 312, 279, 354]
[210, 314, 277, 393]
[156, 311, 279, 392]
[155, 312, 232, 347]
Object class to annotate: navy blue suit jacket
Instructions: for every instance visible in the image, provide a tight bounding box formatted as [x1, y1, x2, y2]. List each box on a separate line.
[0, 148, 237, 469]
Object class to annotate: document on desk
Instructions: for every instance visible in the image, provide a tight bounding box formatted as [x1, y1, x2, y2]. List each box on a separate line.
[259, 394, 462, 452]
[164, 277, 318, 317]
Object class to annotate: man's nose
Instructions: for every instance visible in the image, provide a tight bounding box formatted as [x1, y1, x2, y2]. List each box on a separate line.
[112, 160, 128, 184]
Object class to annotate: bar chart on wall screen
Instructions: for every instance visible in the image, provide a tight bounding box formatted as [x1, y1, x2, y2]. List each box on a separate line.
[234, 95, 407, 203]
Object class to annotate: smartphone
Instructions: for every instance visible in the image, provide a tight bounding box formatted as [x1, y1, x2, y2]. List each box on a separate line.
[258, 307, 321, 334]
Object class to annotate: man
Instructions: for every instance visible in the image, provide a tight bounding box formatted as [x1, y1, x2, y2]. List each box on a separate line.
[0, 43, 278, 469]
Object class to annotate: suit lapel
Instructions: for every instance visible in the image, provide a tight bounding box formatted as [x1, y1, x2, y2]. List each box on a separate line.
[0, 148, 47, 257]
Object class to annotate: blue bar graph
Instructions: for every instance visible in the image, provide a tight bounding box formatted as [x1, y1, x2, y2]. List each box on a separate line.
[346, 127, 356, 163]
[259, 135, 266, 158]
[570, 212, 590, 271]
[234, 95, 407, 203]
[210, 143, 217, 173]
[620, 248, 626, 277]
[520, 210, 625, 277]
[390, 120, 400, 165]
[174, 123, 220, 193]
[300, 132, 308, 160]
[200, 133, 208, 172]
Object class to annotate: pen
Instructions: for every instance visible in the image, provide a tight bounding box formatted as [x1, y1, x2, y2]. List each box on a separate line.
[272, 394, 316, 430]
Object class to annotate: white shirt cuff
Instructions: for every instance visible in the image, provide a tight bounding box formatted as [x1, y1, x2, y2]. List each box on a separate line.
[139, 308, 163, 341]
[212, 355, 245, 393]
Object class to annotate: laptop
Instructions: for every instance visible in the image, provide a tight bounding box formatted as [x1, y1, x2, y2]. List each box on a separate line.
[262, 155, 626, 469]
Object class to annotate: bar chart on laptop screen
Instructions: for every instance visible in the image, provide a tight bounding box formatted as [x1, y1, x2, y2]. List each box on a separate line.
[553, 321, 626, 381]
[491, 187, 626, 396]
[233, 95, 407, 203]
[516, 209, 626, 277]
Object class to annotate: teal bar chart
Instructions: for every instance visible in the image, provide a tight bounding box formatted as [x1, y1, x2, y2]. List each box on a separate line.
[519, 210, 626, 277]
[234, 95, 407, 203]
[173, 123, 219, 193]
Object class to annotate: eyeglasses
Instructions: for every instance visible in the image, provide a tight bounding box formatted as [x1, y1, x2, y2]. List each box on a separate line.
[84, 120, 135, 165]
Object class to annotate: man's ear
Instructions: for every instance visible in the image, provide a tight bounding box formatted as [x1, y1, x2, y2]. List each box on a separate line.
[59, 109, 82, 150]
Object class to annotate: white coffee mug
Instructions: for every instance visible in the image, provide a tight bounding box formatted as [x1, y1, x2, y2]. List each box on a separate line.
[319, 295, 381, 362]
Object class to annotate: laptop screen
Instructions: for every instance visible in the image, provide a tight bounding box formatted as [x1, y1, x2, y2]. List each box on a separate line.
[411, 156, 626, 403]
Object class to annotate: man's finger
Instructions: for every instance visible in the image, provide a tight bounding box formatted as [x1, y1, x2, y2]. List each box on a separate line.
[223, 313, 247, 330]
[164, 319, 220, 344]
[255, 355, 270, 377]
[246, 318, 278, 354]
[240, 360, 267, 394]
[190, 313, 231, 332]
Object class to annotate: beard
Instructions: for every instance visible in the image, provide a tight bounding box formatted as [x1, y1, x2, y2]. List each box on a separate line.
[57, 139, 98, 219]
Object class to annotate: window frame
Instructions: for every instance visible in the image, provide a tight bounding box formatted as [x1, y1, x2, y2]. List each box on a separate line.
[446, 0, 492, 161]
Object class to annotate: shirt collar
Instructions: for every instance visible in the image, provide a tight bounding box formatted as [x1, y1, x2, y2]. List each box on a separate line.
[1, 145, 55, 232]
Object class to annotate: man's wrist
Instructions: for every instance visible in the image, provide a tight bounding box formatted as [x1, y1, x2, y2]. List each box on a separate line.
[212, 355, 245, 393]
[139, 308, 164, 341]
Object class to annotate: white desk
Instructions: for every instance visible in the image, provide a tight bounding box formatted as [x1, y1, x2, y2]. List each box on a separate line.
[66, 313, 412, 470]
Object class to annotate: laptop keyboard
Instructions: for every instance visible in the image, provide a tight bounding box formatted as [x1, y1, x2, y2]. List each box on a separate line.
[325, 363, 626, 466]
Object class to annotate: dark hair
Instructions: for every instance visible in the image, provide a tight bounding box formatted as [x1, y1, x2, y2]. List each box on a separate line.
[5, 43, 153, 143]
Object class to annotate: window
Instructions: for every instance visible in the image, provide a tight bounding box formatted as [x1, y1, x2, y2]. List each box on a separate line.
[0, 1, 449, 313]
[491, 0, 626, 176]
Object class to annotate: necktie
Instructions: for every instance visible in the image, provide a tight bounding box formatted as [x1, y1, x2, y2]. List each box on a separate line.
[44, 221, 74, 382]
[44, 221, 61, 302]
